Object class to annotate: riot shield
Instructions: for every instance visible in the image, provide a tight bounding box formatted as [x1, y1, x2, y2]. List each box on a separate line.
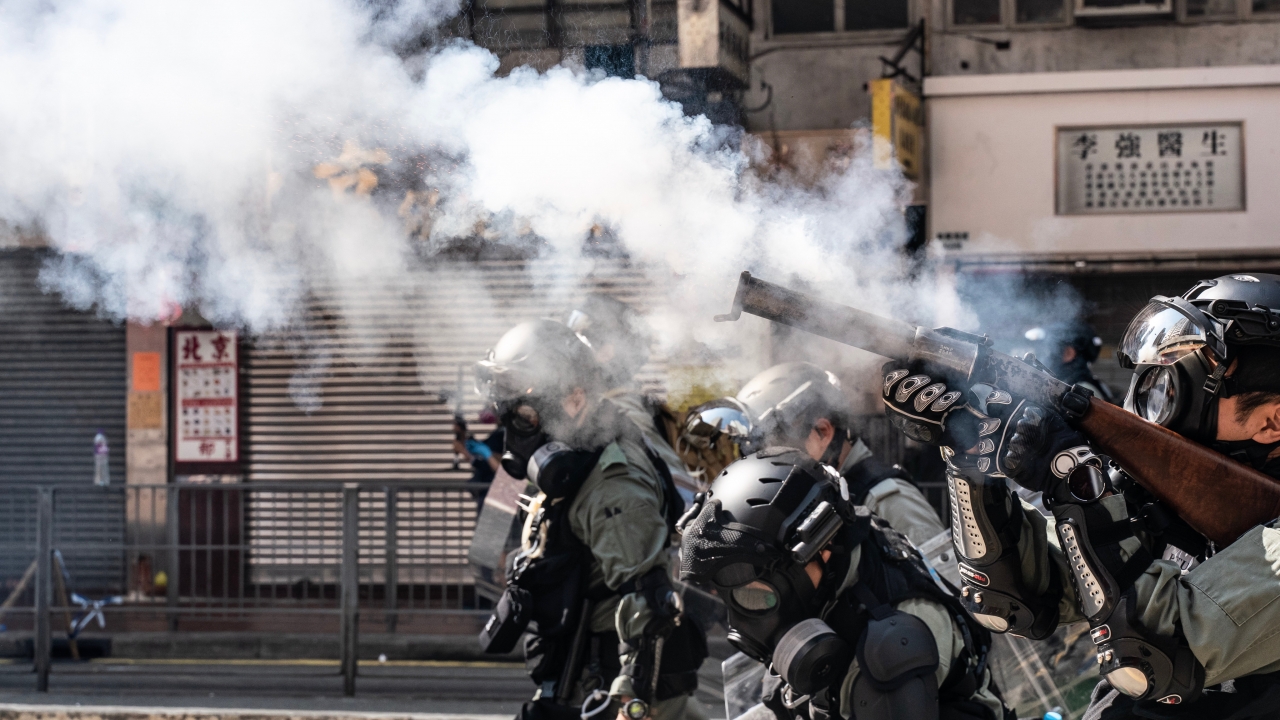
[467, 468, 529, 602]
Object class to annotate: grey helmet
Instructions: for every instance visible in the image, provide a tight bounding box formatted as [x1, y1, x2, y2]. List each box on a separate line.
[475, 319, 604, 411]
[736, 362, 854, 461]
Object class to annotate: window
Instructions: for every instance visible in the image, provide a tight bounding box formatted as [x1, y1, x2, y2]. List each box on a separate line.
[1254, 0, 1280, 12]
[845, 0, 909, 30]
[773, 0, 835, 33]
[771, 0, 908, 34]
[584, 45, 634, 78]
[953, 0, 1002, 24]
[1017, 0, 1066, 22]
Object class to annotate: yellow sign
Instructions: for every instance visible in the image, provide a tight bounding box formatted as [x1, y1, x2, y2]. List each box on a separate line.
[871, 79, 923, 181]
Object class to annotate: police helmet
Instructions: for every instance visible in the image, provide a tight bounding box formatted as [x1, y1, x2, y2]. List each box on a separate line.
[735, 362, 853, 447]
[474, 319, 603, 411]
[1119, 273, 1280, 444]
[679, 448, 864, 672]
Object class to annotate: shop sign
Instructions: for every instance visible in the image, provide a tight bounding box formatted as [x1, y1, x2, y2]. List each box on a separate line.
[1057, 123, 1243, 214]
[871, 79, 923, 181]
[173, 329, 239, 466]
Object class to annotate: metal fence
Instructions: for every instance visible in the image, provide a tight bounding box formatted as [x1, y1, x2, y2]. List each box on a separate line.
[0, 481, 485, 695]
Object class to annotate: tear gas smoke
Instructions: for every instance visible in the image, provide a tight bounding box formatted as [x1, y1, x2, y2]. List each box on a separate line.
[0, 0, 1051, 409]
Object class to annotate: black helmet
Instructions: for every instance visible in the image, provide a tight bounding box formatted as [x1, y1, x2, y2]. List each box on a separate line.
[1119, 273, 1280, 452]
[565, 293, 652, 385]
[1022, 321, 1104, 366]
[735, 362, 853, 460]
[475, 319, 603, 409]
[680, 448, 866, 670]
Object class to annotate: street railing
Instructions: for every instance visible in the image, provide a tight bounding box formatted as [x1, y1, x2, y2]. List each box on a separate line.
[0, 481, 487, 695]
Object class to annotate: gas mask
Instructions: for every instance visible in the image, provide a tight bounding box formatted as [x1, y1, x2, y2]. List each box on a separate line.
[526, 441, 602, 499]
[1121, 294, 1280, 470]
[498, 402, 550, 480]
[714, 560, 851, 695]
[1120, 297, 1230, 444]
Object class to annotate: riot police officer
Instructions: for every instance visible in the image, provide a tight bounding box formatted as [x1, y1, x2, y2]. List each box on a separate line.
[882, 273, 1280, 718]
[684, 362, 944, 546]
[475, 319, 708, 720]
[1020, 321, 1116, 403]
[679, 448, 1011, 720]
[568, 293, 700, 499]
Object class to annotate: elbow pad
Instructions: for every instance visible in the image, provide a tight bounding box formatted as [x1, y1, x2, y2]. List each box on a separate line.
[947, 458, 1060, 639]
[1052, 496, 1203, 706]
[849, 610, 940, 720]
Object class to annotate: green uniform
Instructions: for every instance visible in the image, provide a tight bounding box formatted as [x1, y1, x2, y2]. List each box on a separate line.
[839, 439, 946, 548]
[1013, 493, 1280, 690]
[521, 407, 704, 720]
[605, 388, 700, 493]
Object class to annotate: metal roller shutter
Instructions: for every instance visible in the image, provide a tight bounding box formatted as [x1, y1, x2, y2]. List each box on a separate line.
[243, 259, 667, 483]
[241, 259, 668, 580]
[0, 248, 127, 592]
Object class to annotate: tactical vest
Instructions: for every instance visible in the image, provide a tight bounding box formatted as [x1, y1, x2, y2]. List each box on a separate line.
[769, 518, 1008, 720]
[841, 455, 915, 507]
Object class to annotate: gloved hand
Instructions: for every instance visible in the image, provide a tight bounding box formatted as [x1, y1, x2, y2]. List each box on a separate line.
[881, 362, 965, 446]
[1001, 404, 1096, 495]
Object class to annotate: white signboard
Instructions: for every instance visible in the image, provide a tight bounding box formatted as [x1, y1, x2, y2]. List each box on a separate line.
[174, 330, 239, 465]
[1056, 123, 1243, 214]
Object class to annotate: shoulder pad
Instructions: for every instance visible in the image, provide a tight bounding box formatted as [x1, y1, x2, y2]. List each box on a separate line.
[858, 611, 938, 688]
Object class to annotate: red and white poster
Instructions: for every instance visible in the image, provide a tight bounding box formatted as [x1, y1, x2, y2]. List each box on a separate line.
[174, 330, 239, 464]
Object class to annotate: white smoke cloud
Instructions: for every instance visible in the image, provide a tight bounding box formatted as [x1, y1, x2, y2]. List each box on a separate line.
[0, 0, 945, 398]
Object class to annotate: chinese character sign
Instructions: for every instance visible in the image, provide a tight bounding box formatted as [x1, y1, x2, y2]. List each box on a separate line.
[1057, 123, 1243, 215]
[174, 330, 239, 464]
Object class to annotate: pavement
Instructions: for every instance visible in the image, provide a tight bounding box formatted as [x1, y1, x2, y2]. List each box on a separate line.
[0, 657, 728, 719]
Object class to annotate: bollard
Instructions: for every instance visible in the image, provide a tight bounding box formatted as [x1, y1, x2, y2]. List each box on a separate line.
[340, 484, 359, 696]
[34, 488, 53, 692]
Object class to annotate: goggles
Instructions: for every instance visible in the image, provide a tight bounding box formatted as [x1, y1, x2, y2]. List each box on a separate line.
[684, 398, 756, 445]
[1118, 296, 1227, 368]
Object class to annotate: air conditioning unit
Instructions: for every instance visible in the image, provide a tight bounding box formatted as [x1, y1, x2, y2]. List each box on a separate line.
[1074, 0, 1171, 18]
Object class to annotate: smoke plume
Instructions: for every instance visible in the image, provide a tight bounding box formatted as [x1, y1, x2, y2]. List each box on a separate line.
[0, 0, 963, 403]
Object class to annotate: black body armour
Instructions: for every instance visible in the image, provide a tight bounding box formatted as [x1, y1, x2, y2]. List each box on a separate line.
[762, 518, 1007, 720]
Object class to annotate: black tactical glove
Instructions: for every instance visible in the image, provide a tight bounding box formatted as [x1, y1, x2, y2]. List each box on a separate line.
[881, 362, 964, 446]
[1001, 404, 1096, 496]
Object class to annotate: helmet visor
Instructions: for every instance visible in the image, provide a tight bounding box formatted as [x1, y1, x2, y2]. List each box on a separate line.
[685, 399, 754, 441]
[1119, 299, 1217, 366]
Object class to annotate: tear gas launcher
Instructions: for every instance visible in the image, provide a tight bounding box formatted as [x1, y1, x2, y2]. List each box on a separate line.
[715, 271, 1280, 547]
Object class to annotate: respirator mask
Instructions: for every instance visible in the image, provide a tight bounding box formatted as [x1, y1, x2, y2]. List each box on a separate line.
[714, 560, 852, 696]
[526, 441, 602, 499]
[497, 401, 550, 480]
[1120, 297, 1229, 443]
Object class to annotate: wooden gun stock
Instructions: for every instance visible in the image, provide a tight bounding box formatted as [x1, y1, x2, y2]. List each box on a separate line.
[1079, 398, 1280, 547]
